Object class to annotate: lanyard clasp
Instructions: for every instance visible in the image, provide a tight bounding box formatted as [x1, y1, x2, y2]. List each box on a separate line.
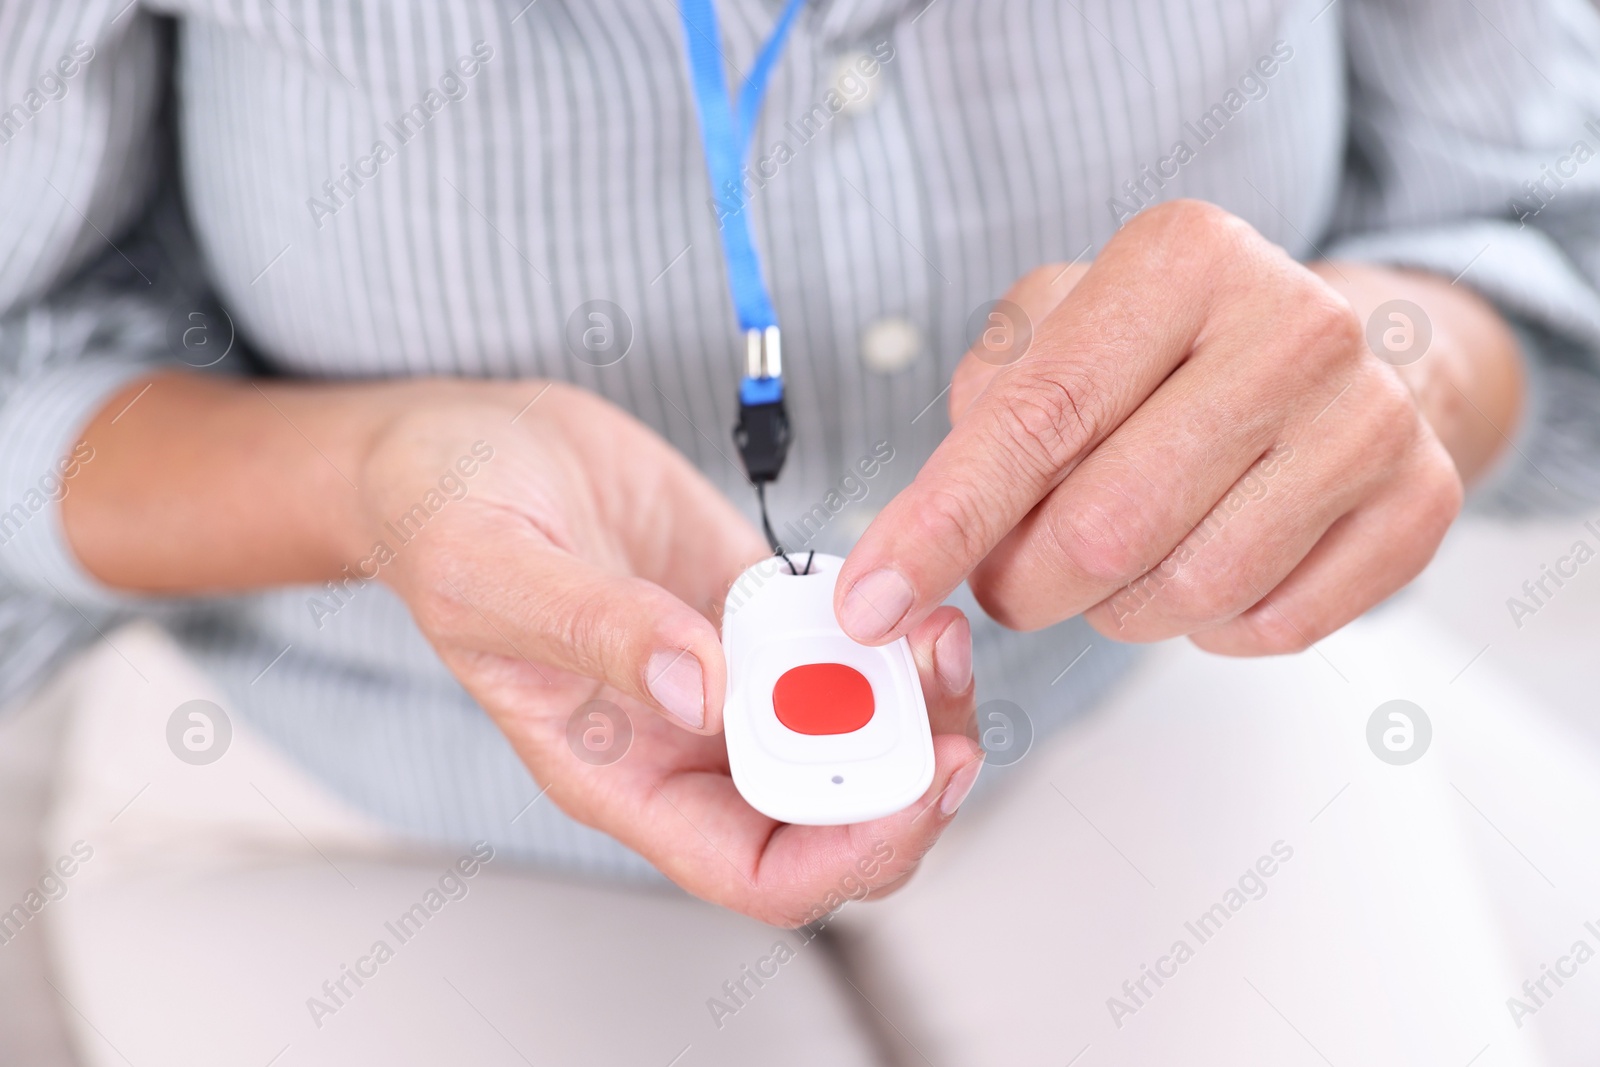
[735, 327, 790, 485]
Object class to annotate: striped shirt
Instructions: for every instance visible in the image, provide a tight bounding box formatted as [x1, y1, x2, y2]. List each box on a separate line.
[3, 0, 1600, 876]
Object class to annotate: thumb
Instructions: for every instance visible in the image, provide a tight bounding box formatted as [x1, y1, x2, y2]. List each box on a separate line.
[445, 544, 729, 734]
[950, 261, 1091, 423]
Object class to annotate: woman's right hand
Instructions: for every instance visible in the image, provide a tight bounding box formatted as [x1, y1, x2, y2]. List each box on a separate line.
[352, 380, 984, 924]
[357, 379, 771, 735]
[67, 372, 982, 924]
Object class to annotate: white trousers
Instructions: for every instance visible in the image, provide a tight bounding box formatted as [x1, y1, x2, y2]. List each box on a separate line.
[27, 610, 1600, 1066]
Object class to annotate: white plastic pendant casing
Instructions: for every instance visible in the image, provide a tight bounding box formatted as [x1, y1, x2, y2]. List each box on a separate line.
[722, 553, 935, 825]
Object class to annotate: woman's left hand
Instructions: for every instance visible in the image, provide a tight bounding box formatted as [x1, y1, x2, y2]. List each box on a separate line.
[837, 199, 1524, 655]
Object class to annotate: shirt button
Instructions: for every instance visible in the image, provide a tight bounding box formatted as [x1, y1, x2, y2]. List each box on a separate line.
[831, 52, 879, 116]
[861, 317, 922, 374]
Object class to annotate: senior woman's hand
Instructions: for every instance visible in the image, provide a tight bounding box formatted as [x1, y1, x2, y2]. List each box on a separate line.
[65, 373, 982, 926]
[837, 199, 1524, 655]
[356, 382, 982, 923]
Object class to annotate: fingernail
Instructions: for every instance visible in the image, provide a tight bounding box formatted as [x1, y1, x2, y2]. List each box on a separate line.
[839, 568, 915, 642]
[646, 649, 704, 730]
[934, 616, 972, 694]
[941, 758, 984, 817]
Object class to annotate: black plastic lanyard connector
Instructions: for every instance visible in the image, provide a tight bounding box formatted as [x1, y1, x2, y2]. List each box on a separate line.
[734, 394, 791, 485]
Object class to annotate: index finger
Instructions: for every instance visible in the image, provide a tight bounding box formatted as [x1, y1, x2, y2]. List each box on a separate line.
[835, 202, 1233, 644]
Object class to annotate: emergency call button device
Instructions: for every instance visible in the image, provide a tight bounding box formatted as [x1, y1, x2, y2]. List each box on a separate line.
[722, 553, 935, 825]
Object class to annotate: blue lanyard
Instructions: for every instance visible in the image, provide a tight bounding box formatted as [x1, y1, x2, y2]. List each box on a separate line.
[677, 0, 806, 417]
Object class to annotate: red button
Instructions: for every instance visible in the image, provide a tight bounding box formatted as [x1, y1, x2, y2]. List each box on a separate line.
[773, 663, 875, 735]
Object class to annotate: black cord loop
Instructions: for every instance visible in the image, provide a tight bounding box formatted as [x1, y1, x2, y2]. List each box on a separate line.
[754, 482, 813, 575]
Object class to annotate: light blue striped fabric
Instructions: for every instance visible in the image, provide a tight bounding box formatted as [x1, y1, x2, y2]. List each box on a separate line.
[3, 0, 1600, 874]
